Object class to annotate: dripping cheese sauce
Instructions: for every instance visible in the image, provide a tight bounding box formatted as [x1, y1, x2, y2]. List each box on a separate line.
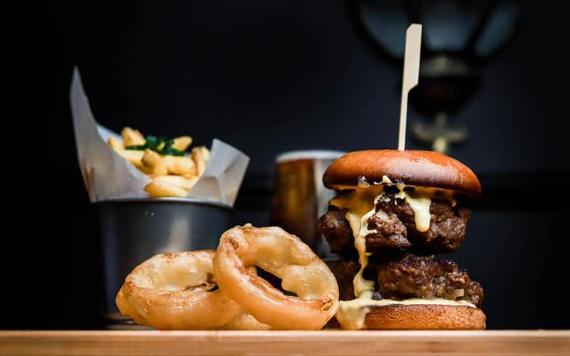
[330, 176, 474, 330]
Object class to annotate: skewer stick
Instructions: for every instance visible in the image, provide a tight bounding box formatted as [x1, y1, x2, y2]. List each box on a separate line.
[398, 24, 422, 150]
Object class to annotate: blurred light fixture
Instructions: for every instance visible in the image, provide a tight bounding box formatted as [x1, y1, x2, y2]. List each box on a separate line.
[351, 0, 523, 152]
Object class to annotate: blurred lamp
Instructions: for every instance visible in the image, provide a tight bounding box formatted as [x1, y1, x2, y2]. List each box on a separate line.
[351, 0, 523, 152]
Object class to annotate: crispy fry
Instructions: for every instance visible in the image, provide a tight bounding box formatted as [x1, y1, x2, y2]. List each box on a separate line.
[163, 156, 196, 176]
[192, 146, 210, 176]
[108, 137, 124, 150]
[153, 175, 199, 191]
[108, 138, 146, 169]
[142, 149, 168, 176]
[119, 150, 145, 168]
[172, 136, 193, 151]
[144, 179, 188, 198]
[122, 127, 146, 147]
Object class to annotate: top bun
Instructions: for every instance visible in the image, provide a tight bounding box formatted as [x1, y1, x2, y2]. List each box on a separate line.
[323, 150, 481, 197]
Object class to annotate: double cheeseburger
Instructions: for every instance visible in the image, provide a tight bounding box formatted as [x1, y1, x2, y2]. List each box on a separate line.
[319, 150, 486, 330]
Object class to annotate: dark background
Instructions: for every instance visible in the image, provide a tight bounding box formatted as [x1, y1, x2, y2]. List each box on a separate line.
[7, 0, 569, 329]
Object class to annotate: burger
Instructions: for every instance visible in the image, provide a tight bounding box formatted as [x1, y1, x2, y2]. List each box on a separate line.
[318, 150, 486, 330]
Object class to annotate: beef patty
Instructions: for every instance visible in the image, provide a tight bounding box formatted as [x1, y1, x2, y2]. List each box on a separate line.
[319, 193, 470, 255]
[328, 255, 483, 307]
[377, 254, 483, 306]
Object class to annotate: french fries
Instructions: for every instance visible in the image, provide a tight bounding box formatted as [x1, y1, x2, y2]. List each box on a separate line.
[142, 149, 168, 176]
[121, 127, 146, 147]
[162, 155, 196, 176]
[192, 146, 210, 176]
[108, 137, 146, 170]
[172, 136, 193, 151]
[107, 128, 209, 198]
[153, 175, 199, 190]
[144, 179, 188, 198]
[108, 137, 123, 150]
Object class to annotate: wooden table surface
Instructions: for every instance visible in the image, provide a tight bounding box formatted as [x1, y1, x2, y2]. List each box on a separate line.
[1, 330, 569, 355]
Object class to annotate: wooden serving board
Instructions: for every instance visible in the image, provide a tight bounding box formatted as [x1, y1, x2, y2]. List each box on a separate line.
[1, 330, 569, 355]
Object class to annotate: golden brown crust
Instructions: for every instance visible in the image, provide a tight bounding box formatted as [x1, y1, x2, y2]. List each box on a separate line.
[214, 225, 339, 330]
[115, 250, 242, 329]
[323, 150, 481, 197]
[363, 304, 486, 330]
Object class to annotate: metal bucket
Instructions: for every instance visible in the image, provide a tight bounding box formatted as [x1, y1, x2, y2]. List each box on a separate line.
[96, 198, 232, 327]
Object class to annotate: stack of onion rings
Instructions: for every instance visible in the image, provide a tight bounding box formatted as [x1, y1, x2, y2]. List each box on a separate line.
[116, 225, 339, 330]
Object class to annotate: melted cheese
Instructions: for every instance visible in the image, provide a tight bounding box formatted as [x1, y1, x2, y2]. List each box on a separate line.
[331, 176, 461, 330]
[345, 210, 376, 296]
[332, 187, 377, 330]
[330, 186, 381, 216]
[332, 177, 439, 235]
[397, 191, 432, 232]
[330, 185, 380, 298]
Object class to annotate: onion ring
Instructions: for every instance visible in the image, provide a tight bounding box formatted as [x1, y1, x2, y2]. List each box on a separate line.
[116, 250, 241, 329]
[214, 225, 339, 330]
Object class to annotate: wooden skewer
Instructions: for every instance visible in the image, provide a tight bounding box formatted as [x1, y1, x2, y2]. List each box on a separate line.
[398, 24, 422, 150]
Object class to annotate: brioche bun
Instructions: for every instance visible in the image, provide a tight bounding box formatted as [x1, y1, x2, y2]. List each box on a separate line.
[323, 150, 481, 197]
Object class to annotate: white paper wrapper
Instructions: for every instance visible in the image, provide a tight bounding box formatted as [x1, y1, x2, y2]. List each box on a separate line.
[70, 68, 249, 207]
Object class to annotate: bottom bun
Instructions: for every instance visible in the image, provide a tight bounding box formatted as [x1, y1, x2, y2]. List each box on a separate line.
[327, 304, 486, 330]
[364, 304, 486, 330]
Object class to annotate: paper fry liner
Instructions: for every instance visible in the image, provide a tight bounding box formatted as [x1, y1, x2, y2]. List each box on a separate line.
[70, 68, 249, 207]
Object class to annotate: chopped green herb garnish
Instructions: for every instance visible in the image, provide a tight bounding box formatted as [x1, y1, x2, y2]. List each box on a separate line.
[126, 135, 186, 156]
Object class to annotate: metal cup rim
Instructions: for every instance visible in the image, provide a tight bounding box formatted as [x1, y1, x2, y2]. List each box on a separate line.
[94, 197, 232, 210]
